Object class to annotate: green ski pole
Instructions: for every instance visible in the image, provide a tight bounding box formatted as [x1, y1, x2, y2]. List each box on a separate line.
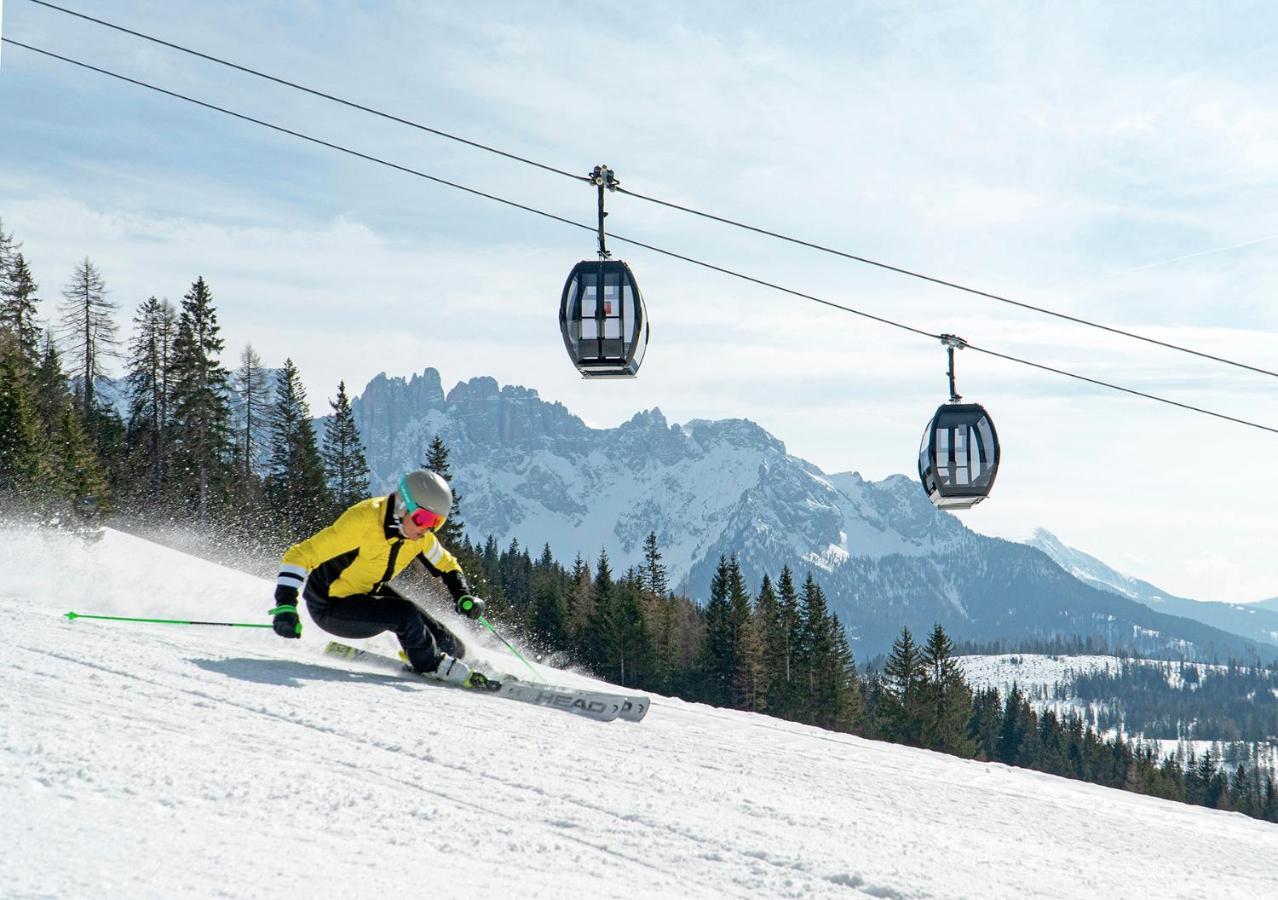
[66, 611, 272, 628]
[478, 615, 544, 682]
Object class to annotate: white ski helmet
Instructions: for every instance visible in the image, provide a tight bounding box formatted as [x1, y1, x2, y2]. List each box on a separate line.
[395, 469, 452, 529]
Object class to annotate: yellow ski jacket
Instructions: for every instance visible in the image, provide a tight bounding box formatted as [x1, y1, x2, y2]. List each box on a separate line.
[275, 495, 468, 603]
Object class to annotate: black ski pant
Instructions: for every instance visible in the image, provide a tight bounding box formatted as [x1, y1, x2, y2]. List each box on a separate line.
[305, 585, 456, 673]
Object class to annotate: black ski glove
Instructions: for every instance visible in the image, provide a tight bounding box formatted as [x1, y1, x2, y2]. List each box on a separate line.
[455, 595, 485, 620]
[270, 604, 302, 638]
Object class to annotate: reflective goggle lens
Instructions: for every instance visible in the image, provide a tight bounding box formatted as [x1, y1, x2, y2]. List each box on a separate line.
[409, 507, 444, 530]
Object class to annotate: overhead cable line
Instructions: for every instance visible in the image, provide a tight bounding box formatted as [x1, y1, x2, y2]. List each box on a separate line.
[24, 0, 1278, 383]
[1, 40, 590, 238]
[5, 36, 1277, 437]
[22, 0, 589, 185]
[614, 183, 1278, 381]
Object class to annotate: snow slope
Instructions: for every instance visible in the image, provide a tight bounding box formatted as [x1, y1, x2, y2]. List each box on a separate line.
[2, 526, 1275, 899]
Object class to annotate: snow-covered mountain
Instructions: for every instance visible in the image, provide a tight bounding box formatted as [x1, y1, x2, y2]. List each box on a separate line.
[1027, 528, 1278, 649]
[1024, 528, 1160, 603]
[347, 369, 1276, 662]
[4, 525, 1276, 899]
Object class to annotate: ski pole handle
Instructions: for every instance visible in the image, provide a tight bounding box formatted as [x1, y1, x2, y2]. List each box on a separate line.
[66, 611, 273, 628]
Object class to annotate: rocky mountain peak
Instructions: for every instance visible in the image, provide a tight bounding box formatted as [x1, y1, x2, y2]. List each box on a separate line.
[340, 369, 1276, 661]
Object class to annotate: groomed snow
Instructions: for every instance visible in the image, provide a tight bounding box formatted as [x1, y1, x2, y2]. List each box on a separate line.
[3, 526, 1276, 899]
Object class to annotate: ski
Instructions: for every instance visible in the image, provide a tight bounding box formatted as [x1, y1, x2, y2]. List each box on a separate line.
[617, 694, 650, 723]
[323, 642, 645, 723]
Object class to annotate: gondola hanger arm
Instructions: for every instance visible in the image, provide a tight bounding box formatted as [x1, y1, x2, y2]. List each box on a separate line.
[940, 333, 967, 403]
[590, 165, 620, 259]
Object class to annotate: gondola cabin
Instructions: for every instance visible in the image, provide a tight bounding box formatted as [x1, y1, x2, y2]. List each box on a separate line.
[559, 258, 649, 378]
[918, 402, 1000, 509]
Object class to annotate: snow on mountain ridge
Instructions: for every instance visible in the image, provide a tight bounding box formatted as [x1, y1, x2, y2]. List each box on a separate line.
[1026, 528, 1144, 600]
[344, 369, 1278, 661]
[349, 369, 959, 582]
[1027, 528, 1278, 650]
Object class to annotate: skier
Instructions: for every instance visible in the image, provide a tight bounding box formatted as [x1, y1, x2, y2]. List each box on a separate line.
[269, 468, 487, 685]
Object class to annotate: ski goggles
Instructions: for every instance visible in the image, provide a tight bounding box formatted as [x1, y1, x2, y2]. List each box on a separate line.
[398, 479, 446, 530]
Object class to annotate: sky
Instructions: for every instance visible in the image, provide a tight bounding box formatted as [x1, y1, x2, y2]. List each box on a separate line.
[2, 1, 1277, 603]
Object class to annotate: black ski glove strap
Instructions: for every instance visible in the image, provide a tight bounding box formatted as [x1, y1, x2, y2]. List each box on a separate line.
[270, 604, 302, 638]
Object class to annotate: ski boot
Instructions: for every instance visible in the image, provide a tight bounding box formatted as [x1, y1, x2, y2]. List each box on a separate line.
[436, 654, 500, 691]
[401, 651, 499, 691]
[431, 654, 474, 687]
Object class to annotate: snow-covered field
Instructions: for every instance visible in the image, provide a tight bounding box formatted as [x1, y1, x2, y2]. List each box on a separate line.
[3, 526, 1276, 899]
[957, 653, 1228, 698]
[957, 653, 1278, 770]
[956, 654, 1124, 696]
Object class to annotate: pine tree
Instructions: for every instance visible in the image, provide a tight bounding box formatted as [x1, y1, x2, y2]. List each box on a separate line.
[323, 379, 369, 510]
[753, 573, 785, 716]
[696, 556, 734, 706]
[879, 626, 926, 745]
[1, 253, 42, 367]
[997, 685, 1033, 766]
[584, 548, 619, 674]
[969, 687, 1004, 761]
[125, 297, 178, 500]
[612, 575, 657, 688]
[796, 574, 852, 727]
[423, 434, 466, 549]
[0, 348, 48, 501]
[82, 395, 126, 498]
[51, 403, 109, 512]
[1231, 763, 1259, 818]
[30, 335, 70, 443]
[566, 553, 593, 647]
[265, 358, 331, 541]
[640, 531, 668, 596]
[533, 542, 557, 580]
[0, 219, 20, 305]
[727, 556, 760, 710]
[58, 258, 117, 420]
[498, 538, 532, 618]
[214, 343, 271, 542]
[829, 618, 865, 731]
[168, 276, 233, 524]
[233, 344, 269, 480]
[919, 623, 975, 756]
[777, 565, 801, 712]
[652, 590, 680, 693]
[794, 573, 829, 721]
[529, 545, 569, 654]
[1262, 773, 1278, 822]
[530, 576, 570, 653]
[480, 535, 506, 613]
